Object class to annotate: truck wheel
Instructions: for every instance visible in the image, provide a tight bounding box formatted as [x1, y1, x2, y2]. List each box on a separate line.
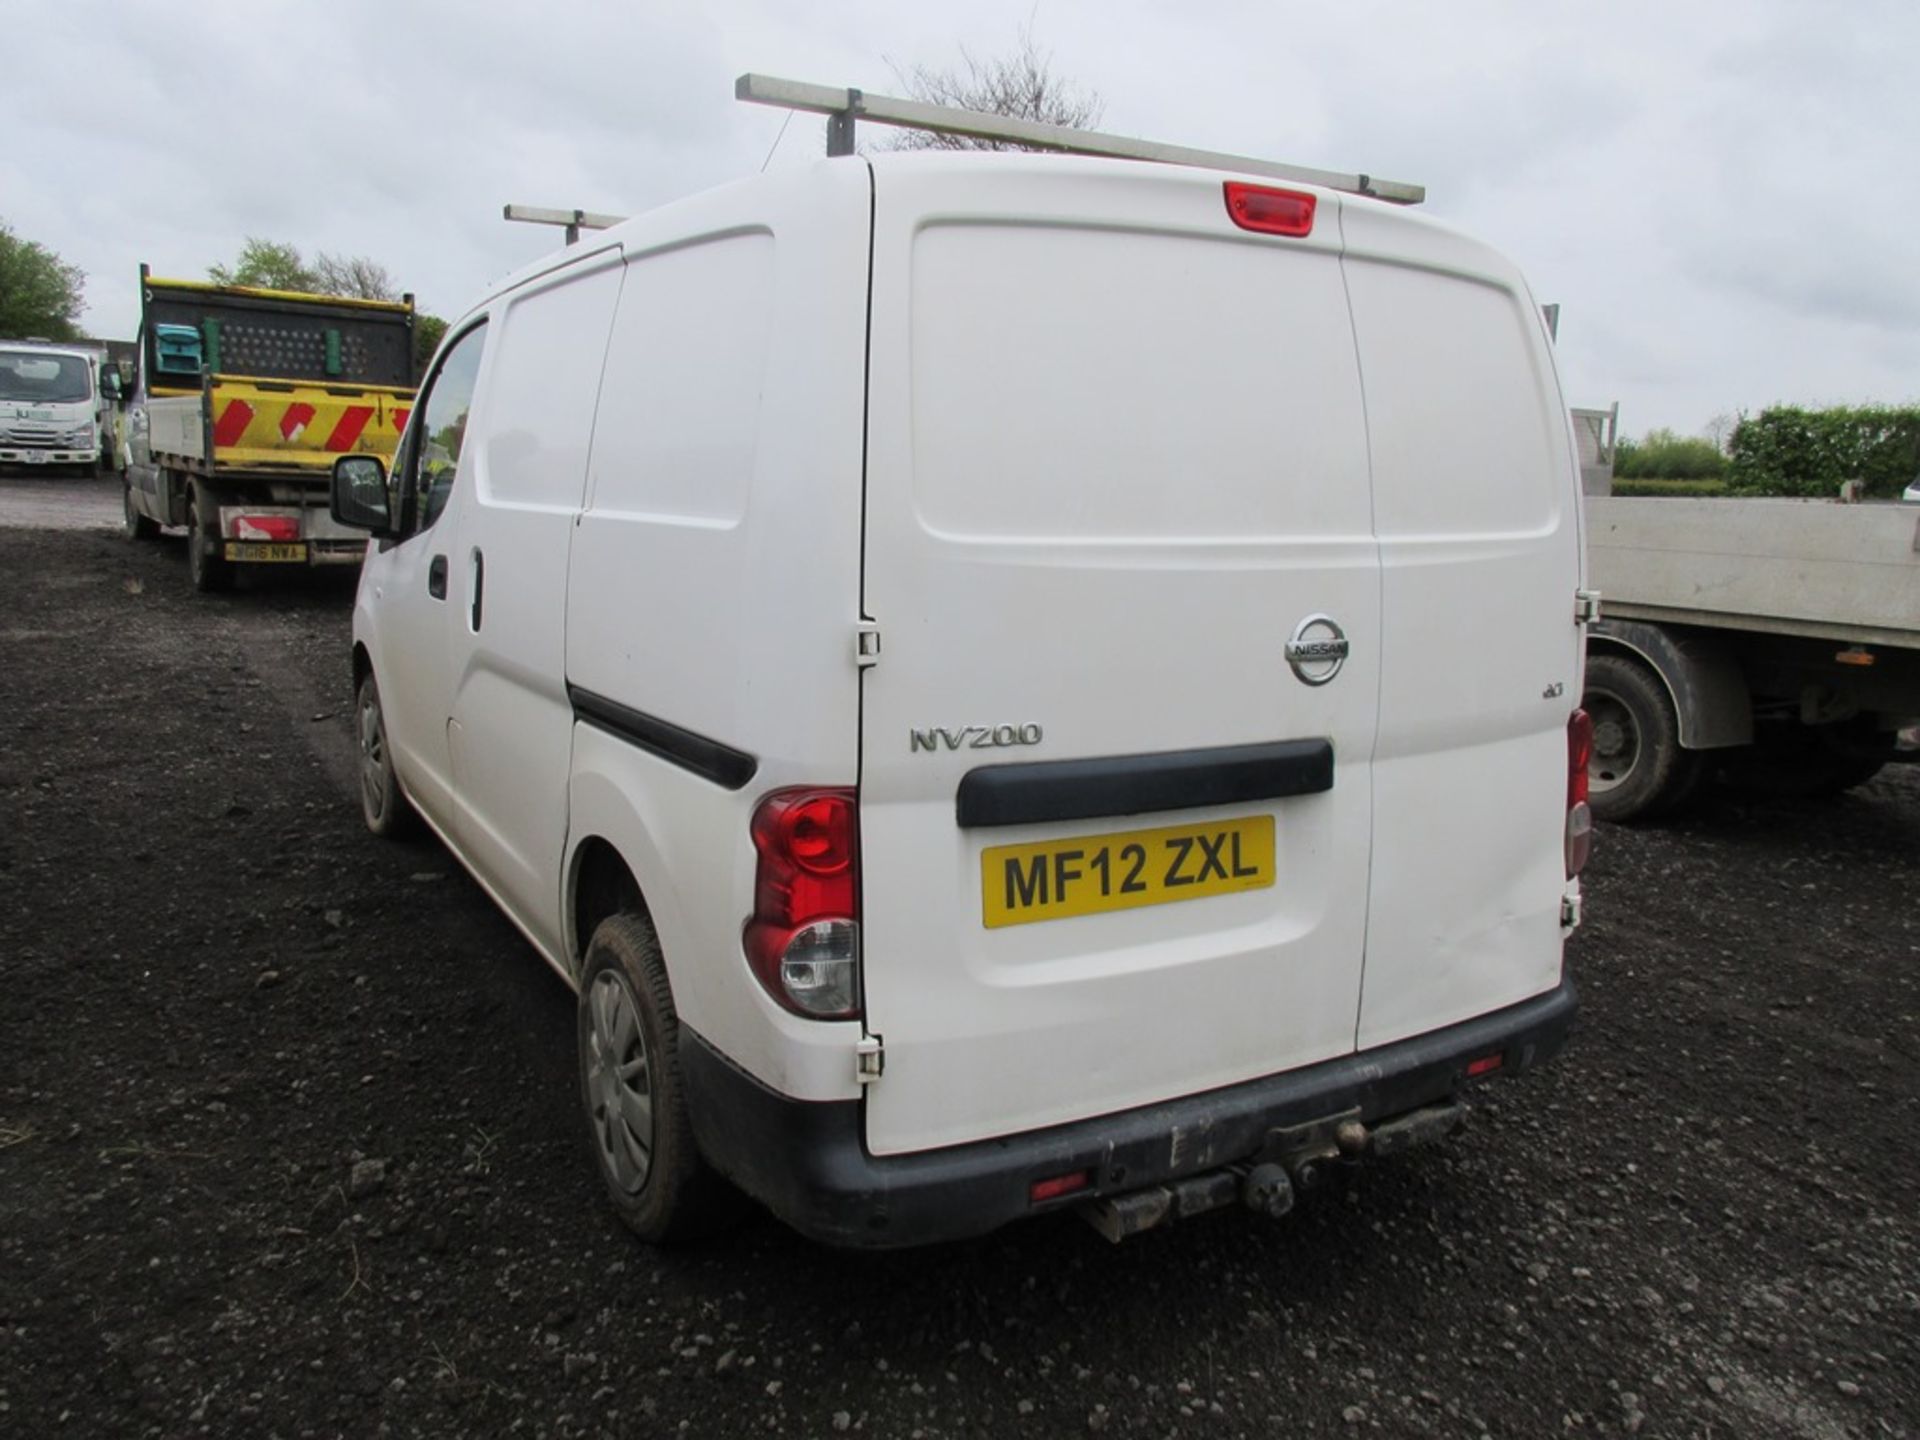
[355, 671, 418, 837]
[578, 913, 734, 1243]
[1583, 653, 1698, 823]
[186, 493, 233, 593]
[122, 479, 159, 540]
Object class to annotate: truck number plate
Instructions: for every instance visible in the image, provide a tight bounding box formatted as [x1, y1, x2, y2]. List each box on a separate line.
[223, 542, 308, 562]
[25, 451, 48, 464]
[981, 815, 1275, 929]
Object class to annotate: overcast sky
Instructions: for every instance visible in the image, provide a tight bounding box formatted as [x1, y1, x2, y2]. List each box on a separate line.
[11, 0, 1917, 438]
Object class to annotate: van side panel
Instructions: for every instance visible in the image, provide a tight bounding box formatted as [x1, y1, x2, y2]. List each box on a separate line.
[564, 163, 871, 1099]
[445, 252, 625, 958]
[1340, 208, 1582, 1050]
[859, 160, 1382, 1156]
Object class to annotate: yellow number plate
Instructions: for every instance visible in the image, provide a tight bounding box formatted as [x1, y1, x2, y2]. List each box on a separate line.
[223, 542, 308, 562]
[982, 814, 1275, 929]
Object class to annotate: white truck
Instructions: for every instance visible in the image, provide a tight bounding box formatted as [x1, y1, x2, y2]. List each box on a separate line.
[1582, 493, 1920, 820]
[0, 340, 114, 475]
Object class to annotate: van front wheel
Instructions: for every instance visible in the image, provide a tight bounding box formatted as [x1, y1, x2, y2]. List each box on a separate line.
[123, 479, 158, 540]
[1583, 653, 1699, 823]
[355, 672, 416, 838]
[578, 913, 732, 1243]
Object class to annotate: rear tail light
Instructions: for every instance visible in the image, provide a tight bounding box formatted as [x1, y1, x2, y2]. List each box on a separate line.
[1223, 181, 1317, 237]
[745, 788, 861, 1019]
[1566, 709, 1594, 878]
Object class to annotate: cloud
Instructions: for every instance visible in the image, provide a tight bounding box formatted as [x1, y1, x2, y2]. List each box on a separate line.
[7, 0, 1915, 434]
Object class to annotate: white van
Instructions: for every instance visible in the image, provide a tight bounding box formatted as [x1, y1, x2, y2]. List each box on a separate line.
[333, 141, 1591, 1247]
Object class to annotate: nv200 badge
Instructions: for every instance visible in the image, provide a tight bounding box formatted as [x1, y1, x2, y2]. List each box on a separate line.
[909, 723, 1044, 753]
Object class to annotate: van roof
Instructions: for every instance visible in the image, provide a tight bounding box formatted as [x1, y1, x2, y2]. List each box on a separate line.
[468, 150, 1502, 329]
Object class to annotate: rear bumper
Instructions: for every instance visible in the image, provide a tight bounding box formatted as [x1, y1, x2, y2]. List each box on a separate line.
[681, 978, 1578, 1249]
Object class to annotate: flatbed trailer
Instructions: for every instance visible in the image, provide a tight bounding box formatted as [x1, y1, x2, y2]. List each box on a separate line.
[123, 269, 415, 592]
[1582, 494, 1920, 819]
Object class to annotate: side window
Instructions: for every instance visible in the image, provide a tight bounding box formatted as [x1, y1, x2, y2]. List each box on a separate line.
[403, 321, 487, 534]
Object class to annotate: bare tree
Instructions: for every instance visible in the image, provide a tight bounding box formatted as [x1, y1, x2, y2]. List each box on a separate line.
[313, 252, 399, 302]
[1703, 412, 1735, 455]
[885, 27, 1102, 151]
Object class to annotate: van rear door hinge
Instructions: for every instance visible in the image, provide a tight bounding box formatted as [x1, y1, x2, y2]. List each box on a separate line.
[856, 1034, 884, 1084]
[855, 620, 882, 669]
[1575, 589, 1602, 625]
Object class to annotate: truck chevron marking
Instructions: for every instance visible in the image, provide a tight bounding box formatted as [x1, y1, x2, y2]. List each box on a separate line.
[213, 399, 255, 448]
[278, 402, 316, 442]
[324, 405, 374, 452]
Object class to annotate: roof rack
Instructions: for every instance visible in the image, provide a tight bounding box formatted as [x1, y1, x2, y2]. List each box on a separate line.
[736, 73, 1424, 206]
[503, 204, 624, 245]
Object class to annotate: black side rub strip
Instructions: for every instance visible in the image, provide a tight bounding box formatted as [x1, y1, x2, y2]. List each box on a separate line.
[956, 738, 1333, 829]
[568, 685, 758, 791]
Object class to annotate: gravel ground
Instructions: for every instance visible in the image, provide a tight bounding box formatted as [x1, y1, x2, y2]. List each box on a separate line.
[1, 495, 1915, 1439]
[0, 470, 123, 531]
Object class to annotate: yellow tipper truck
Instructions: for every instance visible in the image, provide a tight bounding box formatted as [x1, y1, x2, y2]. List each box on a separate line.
[121, 266, 416, 591]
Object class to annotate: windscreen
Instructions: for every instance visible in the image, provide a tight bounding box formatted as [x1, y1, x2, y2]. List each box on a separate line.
[0, 351, 92, 404]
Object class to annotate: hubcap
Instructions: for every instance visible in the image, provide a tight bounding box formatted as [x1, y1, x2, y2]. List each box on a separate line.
[358, 686, 391, 822]
[585, 970, 654, 1194]
[1586, 689, 1638, 793]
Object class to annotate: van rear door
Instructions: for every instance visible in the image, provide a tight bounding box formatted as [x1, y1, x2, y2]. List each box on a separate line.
[857, 159, 1382, 1157]
[1341, 206, 1583, 1050]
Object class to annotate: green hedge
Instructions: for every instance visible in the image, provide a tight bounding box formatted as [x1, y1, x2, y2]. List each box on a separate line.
[1613, 428, 1727, 481]
[1609, 478, 1728, 498]
[1727, 404, 1920, 498]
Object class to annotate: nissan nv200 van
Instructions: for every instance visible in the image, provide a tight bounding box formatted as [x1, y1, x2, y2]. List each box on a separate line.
[331, 141, 1590, 1247]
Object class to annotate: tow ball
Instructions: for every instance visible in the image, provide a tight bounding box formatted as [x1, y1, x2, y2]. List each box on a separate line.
[1076, 1102, 1468, 1243]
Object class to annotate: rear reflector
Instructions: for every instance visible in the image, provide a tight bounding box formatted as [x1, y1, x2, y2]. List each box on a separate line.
[1224, 182, 1317, 237]
[1029, 1170, 1091, 1205]
[231, 513, 301, 542]
[1466, 1053, 1505, 1078]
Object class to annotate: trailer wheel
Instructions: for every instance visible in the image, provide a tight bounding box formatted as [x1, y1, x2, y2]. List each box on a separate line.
[186, 490, 232, 593]
[1583, 653, 1698, 822]
[122, 478, 158, 540]
[578, 913, 735, 1243]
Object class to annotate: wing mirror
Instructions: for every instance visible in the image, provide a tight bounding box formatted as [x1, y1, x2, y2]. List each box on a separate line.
[331, 455, 394, 535]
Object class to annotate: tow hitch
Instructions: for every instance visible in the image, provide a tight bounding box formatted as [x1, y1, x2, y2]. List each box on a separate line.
[1076, 1101, 1469, 1243]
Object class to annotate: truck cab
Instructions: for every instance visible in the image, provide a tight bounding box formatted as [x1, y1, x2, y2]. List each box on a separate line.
[0, 343, 103, 475]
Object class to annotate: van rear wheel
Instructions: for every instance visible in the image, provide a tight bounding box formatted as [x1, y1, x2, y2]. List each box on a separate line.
[186, 490, 232, 593]
[578, 913, 734, 1243]
[1584, 653, 1699, 823]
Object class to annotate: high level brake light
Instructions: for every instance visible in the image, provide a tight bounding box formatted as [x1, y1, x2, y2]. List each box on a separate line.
[745, 789, 861, 1019]
[1223, 182, 1317, 238]
[1566, 709, 1594, 878]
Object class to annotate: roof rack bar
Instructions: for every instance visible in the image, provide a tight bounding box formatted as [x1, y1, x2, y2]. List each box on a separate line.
[735, 73, 1424, 205]
[502, 204, 625, 245]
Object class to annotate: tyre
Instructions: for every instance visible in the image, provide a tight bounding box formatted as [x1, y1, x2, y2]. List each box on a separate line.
[578, 913, 733, 1242]
[186, 488, 233, 593]
[354, 671, 416, 837]
[122, 478, 159, 540]
[1583, 653, 1699, 822]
